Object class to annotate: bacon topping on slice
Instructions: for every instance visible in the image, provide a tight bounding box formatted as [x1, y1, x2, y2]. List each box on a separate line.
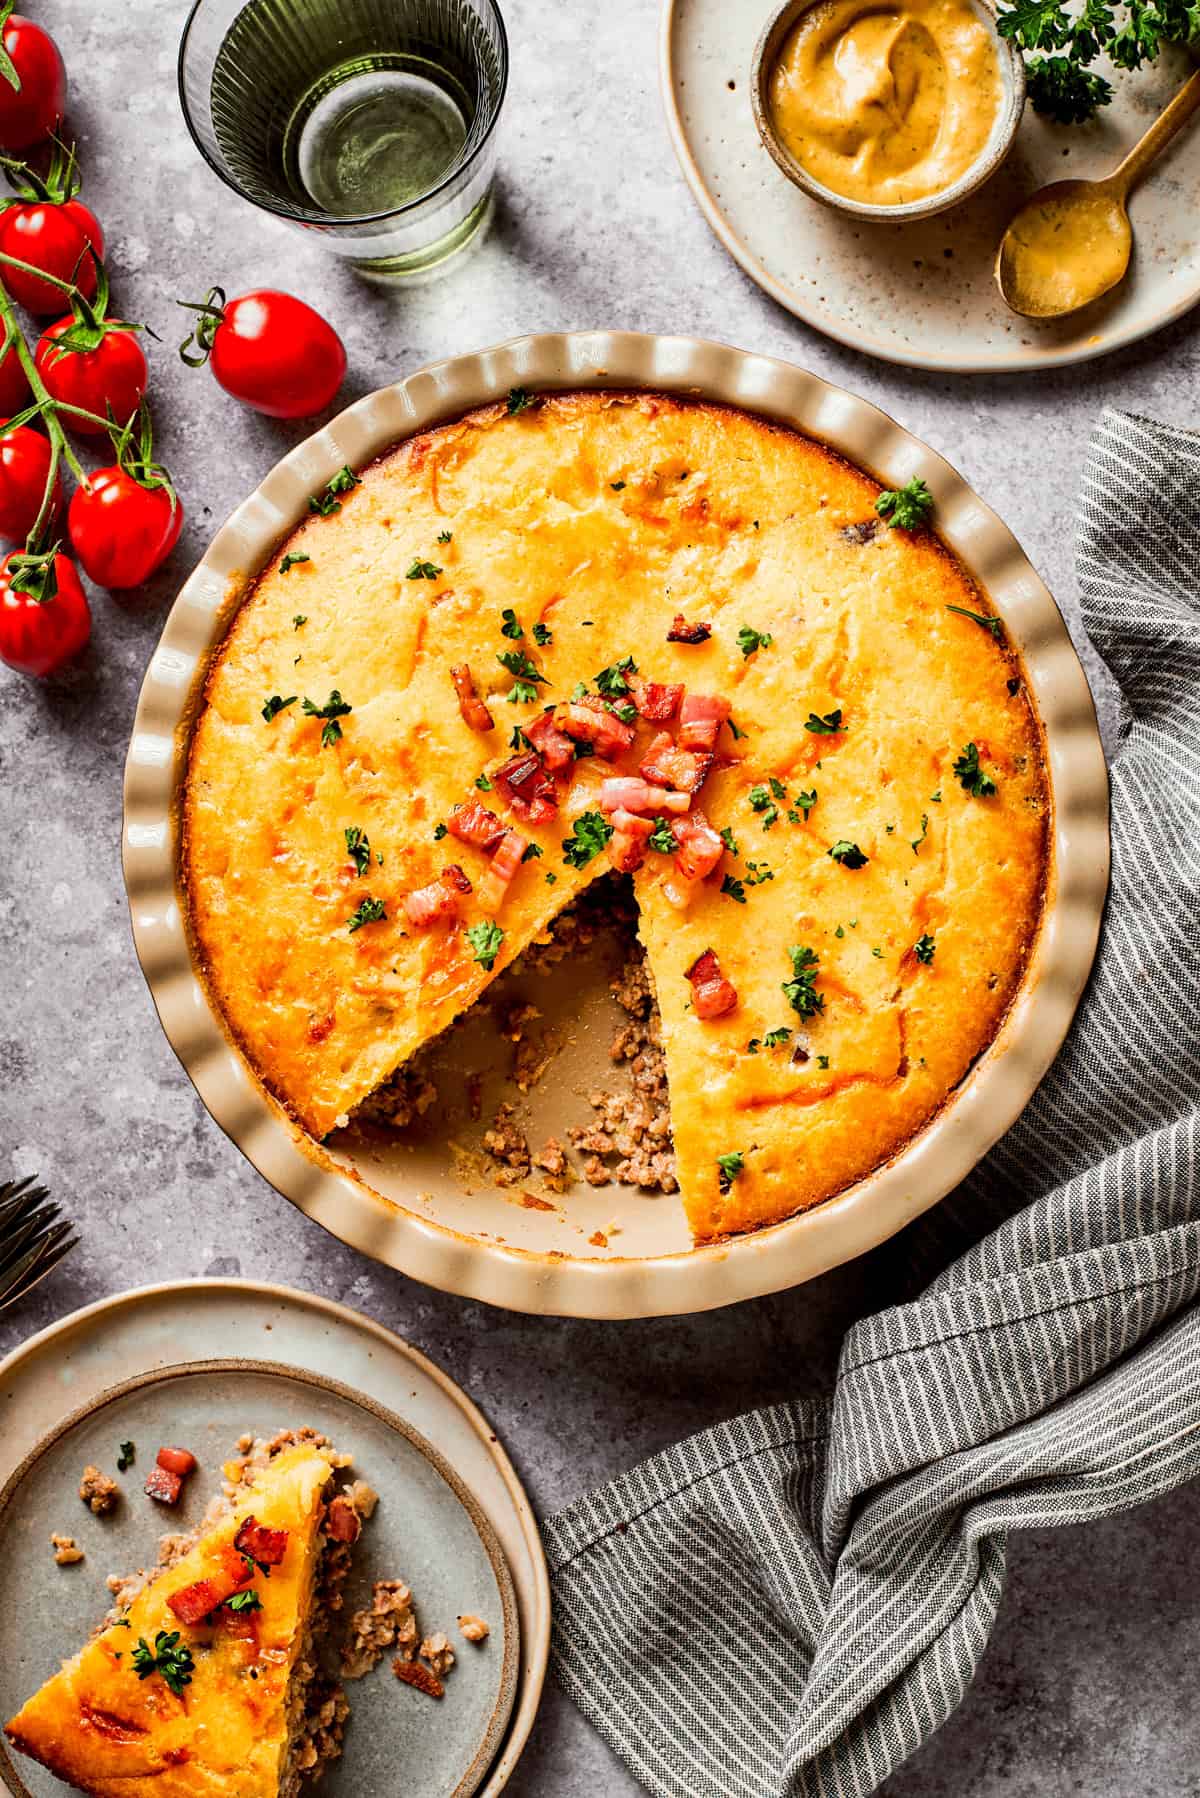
[325, 1496, 362, 1544]
[450, 663, 494, 733]
[404, 865, 472, 928]
[686, 947, 739, 1019]
[523, 710, 575, 772]
[559, 701, 635, 760]
[667, 614, 712, 644]
[678, 693, 732, 752]
[627, 675, 684, 722]
[144, 1466, 183, 1506]
[477, 830, 528, 913]
[608, 810, 655, 873]
[235, 1516, 291, 1567]
[598, 776, 689, 817]
[639, 731, 713, 795]
[670, 810, 725, 882]
[493, 750, 559, 823]
[167, 1548, 254, 1625]
[447, 798, 506, 852]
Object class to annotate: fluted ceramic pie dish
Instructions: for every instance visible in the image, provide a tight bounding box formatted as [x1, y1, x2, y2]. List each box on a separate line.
[123, 331, 1109, 1318]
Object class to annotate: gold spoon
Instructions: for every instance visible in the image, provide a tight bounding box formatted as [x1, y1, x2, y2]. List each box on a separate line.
[996, 67, 1200, 318]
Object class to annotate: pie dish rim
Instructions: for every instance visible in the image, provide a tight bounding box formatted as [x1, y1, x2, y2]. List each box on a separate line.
[122, 329, 1110, 1319]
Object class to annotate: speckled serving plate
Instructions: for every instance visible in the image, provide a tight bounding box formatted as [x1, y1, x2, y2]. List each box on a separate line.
[122, 330, 1110, 1318]
[662, 0, 1200, 370]
[0, 1283, 547, 1798]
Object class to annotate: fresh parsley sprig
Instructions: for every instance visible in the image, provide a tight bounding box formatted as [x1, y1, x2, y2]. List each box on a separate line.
[875, 477, 934, 530]
[992, 0, 1192, 121]
[782, 945, 825, 1019]
[303, 689, 352, 747]
[132, 1631, 194, 1696]
[562, 810, 613, 868]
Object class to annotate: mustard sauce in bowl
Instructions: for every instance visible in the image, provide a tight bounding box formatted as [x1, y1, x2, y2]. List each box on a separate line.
[751, 0, 1022, 220]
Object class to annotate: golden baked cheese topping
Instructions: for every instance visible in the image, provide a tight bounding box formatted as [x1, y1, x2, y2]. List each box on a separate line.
[181, 392, 1048, 1243]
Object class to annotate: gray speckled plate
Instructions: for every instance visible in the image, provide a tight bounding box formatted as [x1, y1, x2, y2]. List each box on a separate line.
[663, 0, 1200, 370]
[0, 1353, 519, 1798]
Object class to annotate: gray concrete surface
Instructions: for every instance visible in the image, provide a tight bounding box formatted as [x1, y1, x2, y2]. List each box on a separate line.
[3, 1, 1198, 1792]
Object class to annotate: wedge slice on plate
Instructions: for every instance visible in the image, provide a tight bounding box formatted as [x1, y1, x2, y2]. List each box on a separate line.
[5, 1442, 349, 1797]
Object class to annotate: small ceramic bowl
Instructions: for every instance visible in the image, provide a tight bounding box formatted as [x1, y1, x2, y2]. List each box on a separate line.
[750, 0, 1027, 223]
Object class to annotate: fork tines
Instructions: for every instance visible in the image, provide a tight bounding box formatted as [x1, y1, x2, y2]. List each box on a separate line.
[0, 1176, 78, 1312]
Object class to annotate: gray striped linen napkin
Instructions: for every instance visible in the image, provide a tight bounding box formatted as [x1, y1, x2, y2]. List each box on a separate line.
[544, 406, 1200, 1798]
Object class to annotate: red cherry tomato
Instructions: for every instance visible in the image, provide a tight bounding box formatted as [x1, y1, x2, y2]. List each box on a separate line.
[0, 549, 89, 676]
[0, 197, 104, 314]
[36, 318, 147, 435]
[182, 288, 346, 419]
[0, 335, 29, 414]
[68, 465, 183, 589]
[0, 14, 66, 151]
[0, 420, 60, 540]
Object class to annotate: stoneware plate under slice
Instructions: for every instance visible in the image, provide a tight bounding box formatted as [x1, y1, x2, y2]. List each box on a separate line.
[662, 0, 1200, 370]
[0, 1282, 546, 1798]
[123, 329, 1110, 1319]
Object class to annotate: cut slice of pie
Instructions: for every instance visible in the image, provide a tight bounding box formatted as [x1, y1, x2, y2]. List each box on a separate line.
[5, 1444, 342, 1798]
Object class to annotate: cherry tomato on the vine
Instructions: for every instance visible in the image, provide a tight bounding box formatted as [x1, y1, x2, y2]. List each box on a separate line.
[179, 287, 346, 419]
[37, 316, 147, 435]
[0, 548, 89, 676]
[0, 196, 104, 316]
[70, 467, 182, 589]
[0, 419, 60, 541]
[0, 333, 29, 414]
[0, 10, 66, 152]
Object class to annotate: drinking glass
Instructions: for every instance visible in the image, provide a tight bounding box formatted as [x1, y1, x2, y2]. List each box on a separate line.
[178, 0, 508, 279]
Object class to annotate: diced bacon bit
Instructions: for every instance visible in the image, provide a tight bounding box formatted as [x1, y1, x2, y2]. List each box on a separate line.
[493, 750, 559, 823]
[477, 829, 528, 913]
[686, 947, 739, 1019]
[609, 810, 655, 873]
[156, 1447, 197, 1478]
[404, 867, 471, 928]
[394, 1658, 444, 1699]
[559, 701, 636, 760]
[449, 663, 494, 733]
[325, 1496, 362, 1544]
[447, 798, 506, 852]
[599, 777, 690, 817]
[523, 710, 575, 772]
[144, 1466, 183, 1506]
[628, 675, 684, 722]
[167, 1551, 252, 1625]
[235, 1515, 291, 1566]
[678, 693, 732, 752]
[671, 810, 725, 881]
[639, 731, 714, 795]
[667, 613, 712, 644]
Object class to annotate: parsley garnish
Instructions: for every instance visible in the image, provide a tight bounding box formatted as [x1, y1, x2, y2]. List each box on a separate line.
[728, 718, 745, 741]
[507, 386, 537, 415]
[829, 840, 868, 869]
[649, 817, 677, 854]
[737, 625, 773, 658]
[947, 603, 1003, 638]
[533, 621, 553, 646]
[437, 529, 453, 544]
[132, 1631, 194, 1696]
[804, 709, 843, 735]
[433, 822, 448, 840]
[817, 1054, 831, 1070]
[117, 1441, 135, 1472]
[721, 875, 747, 903]
[347, 896, 387, 933]
[764, 1027, 791, 1048]
[716, 1151, 745, 1189]
[783, 945, 824, 1018]
[595, 655, 637, 698]
[747, 1038, 761, 1054]
[501, 608, 524, 639]
[407, 559, 442, 580]
[497, 648, 548, 704]
[610, 480, 626, 490]
[226, 1589, 263, 1613]
[262, 693, 297, 722]
[914, 933, 936, 965]
[303, 689, 352, 747]
[746, 860, 774, 886]
[344, 825, 371, 876]
[522, 842, 543, 861]
[769, 778, 786, 801]
[720, 825, 739, 855]
[993, 0, 1179, 125]
[795, 787, 817, 819]
[509, 725, 530, 750]
[748, 784, 772, 813]
[309, 466, 358, 517]
[562, 810, 613, 868]
[545, 870, 557, 884]
[912, 813, 930, 854]
[281, 553, 310, 574]
[466, 919, 504, 969]
[875, 477, 934, 530]
[954, 741, 998, 797]
[292, 614, 307, 629]
[476, 771, 493, 790]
